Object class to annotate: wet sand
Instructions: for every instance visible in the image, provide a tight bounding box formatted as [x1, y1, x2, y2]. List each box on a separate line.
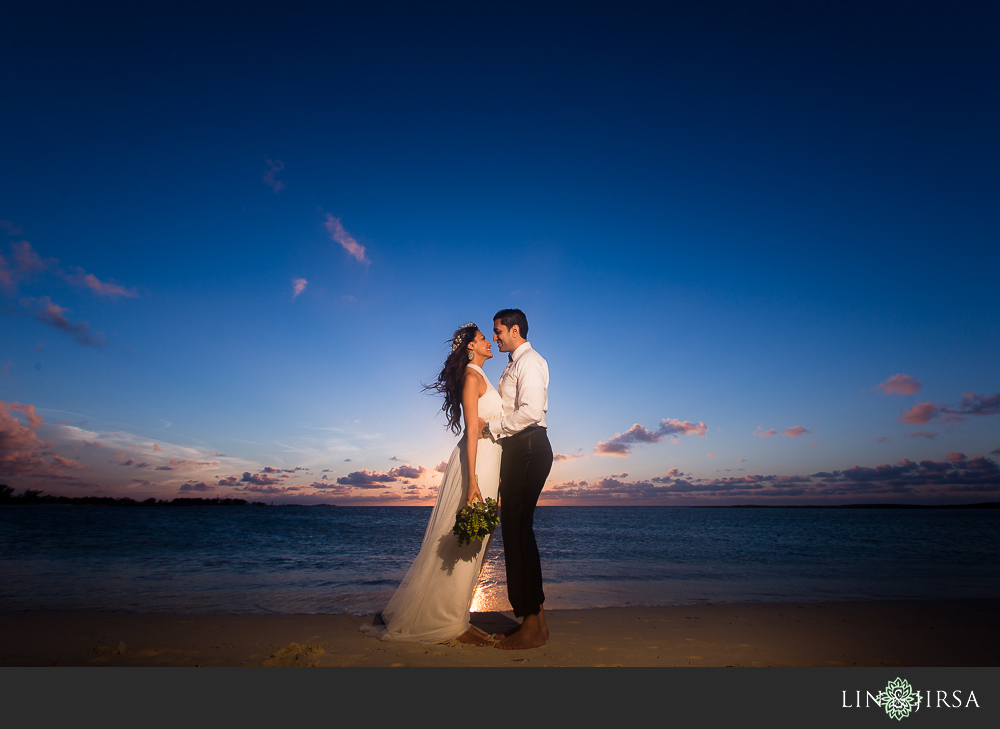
[2, 598, 997, 667]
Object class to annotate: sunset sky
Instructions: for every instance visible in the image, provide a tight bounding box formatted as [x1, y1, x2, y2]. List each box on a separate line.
[2, 1, 998, 505]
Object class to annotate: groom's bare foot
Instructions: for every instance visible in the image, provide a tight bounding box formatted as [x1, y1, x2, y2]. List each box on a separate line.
[501, 607, 549, 640]
[496, 613, 546, 650]
[458, 626, 495, 647]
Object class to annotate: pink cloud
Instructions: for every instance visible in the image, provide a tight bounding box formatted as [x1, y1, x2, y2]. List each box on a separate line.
[434, 461, 448, 473]
[292, 278, 307, 298]
[899, 402, 945, 425]
[0, 401, 82, 478]
[595, 418, 707, 456]
[241, 471, 280, 486]
[946, 451, 967, 462]
[20, 296, 106, 347]
[10, 241, 48, 276]
[240, 483, 301, 495]
[0, 402, 49, 474]
[168, 458, 219, 470]
[1, 241, 50, 290]
[263, 158, 285, 192]
[324, 214, 370, 265]
[782, 426, 810, 438]
[65, 268, 137, 298]
[899, 392, 1000, 425]
[756, 427, 777, 438]
[875, 374, 922, 396]
[553, 452, 585, 462]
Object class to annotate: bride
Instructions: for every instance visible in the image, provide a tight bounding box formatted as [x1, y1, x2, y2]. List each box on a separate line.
[361, 322, 502, 646]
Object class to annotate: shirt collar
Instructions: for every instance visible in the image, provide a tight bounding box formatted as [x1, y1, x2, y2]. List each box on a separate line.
[508, 341, 532, 364]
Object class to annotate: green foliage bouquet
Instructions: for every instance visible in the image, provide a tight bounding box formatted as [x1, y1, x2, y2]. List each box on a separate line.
[452, 496, 499, 546]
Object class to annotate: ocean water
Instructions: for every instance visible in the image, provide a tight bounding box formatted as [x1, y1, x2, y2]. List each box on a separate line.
[1, 505, 998, 615]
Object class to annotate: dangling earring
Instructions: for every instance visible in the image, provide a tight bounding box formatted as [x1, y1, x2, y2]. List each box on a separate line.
[468, 349, 475, 361]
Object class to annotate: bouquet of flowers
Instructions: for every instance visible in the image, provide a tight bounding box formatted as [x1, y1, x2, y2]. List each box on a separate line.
[452, 496, 499, 546]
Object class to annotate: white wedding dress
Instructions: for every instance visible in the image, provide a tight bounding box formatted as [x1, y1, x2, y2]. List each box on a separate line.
[361, 363, 503, 643]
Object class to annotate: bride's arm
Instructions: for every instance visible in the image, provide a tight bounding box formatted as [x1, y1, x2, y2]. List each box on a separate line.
[462, 371, 484, 506]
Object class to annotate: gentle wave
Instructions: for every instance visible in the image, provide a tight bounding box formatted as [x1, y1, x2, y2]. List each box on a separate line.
[1, 505, 998, 615]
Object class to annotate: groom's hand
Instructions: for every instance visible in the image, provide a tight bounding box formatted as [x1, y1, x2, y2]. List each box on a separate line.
[478, 417, 487, 438]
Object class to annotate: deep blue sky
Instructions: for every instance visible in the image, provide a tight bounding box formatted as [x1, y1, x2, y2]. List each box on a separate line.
[2, 1, 998, 504]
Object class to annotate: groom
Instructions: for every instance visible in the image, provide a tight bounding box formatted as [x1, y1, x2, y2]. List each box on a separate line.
[480, 308, 552, 650]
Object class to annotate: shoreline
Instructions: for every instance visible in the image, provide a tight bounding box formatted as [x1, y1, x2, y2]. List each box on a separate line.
[3, 597, 997, 667]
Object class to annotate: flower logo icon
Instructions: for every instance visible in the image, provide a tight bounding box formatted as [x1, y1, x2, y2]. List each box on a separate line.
[877, 677, 921, 720]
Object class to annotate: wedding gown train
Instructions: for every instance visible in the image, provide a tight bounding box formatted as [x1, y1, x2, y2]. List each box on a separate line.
[361, 363, 503, 643]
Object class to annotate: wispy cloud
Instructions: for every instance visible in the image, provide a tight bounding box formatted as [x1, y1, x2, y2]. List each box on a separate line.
[756, 425, 810, 438]
[1, 240, 51, 290]
[19, 296, 106, 347]
[0, 220, 23, 236]
[324, 214, 370, 265]
[263, 158, 285, 192]
[595, 418, 707, 456]
[875, 374, 922, 396]
[65, 268, 138, 298]
[553, 452, 586, 462]
[292, 277, 307, 298]
[2, 239, 135, 300]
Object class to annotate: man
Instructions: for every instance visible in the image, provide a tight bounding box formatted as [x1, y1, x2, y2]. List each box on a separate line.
[479, 308, 552, 650]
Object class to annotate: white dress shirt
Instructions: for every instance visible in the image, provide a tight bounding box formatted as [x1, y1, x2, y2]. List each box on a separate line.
[487, 342, 548, 439]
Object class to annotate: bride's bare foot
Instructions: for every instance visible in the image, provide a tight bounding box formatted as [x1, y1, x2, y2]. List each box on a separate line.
[496, 613, 546, 650]
[458, 626, 495, 647]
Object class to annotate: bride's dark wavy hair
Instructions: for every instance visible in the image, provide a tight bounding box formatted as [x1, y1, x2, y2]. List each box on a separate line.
[423, 322, 480, 435]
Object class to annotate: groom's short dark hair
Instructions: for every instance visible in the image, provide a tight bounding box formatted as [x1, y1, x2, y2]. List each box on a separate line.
[493, 308, 528, 338]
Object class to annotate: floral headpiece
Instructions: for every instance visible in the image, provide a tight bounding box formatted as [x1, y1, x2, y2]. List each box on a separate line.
[450, 322, 478, 353]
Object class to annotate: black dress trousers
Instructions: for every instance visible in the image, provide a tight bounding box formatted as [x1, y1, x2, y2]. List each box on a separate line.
[498, 425, 553, 618]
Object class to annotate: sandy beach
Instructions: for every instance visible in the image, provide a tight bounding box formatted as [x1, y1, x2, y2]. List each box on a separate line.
[2, 598, 997, 667]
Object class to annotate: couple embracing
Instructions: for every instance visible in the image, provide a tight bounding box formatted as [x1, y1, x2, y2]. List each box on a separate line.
[361, 308, 552, 650]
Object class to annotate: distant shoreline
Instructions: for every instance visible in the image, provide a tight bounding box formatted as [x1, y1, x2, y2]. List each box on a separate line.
[1, 497, 998, 509]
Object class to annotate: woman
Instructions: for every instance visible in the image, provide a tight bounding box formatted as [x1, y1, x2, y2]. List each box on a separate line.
[361, 322, 502, 645]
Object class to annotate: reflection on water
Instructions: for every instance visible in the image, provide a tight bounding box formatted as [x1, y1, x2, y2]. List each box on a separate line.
[1, 505, 998, 615]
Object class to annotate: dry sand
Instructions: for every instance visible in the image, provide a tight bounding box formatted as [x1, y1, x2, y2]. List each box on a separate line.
[1, 599, 997, 667]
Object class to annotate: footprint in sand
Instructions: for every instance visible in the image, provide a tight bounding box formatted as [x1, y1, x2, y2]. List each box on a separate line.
[91, 641, 127, 663]
[261, 642, 326, 667]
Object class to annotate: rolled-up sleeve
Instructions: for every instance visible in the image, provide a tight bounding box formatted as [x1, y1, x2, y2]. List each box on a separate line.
[490, 349, 548, 438]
